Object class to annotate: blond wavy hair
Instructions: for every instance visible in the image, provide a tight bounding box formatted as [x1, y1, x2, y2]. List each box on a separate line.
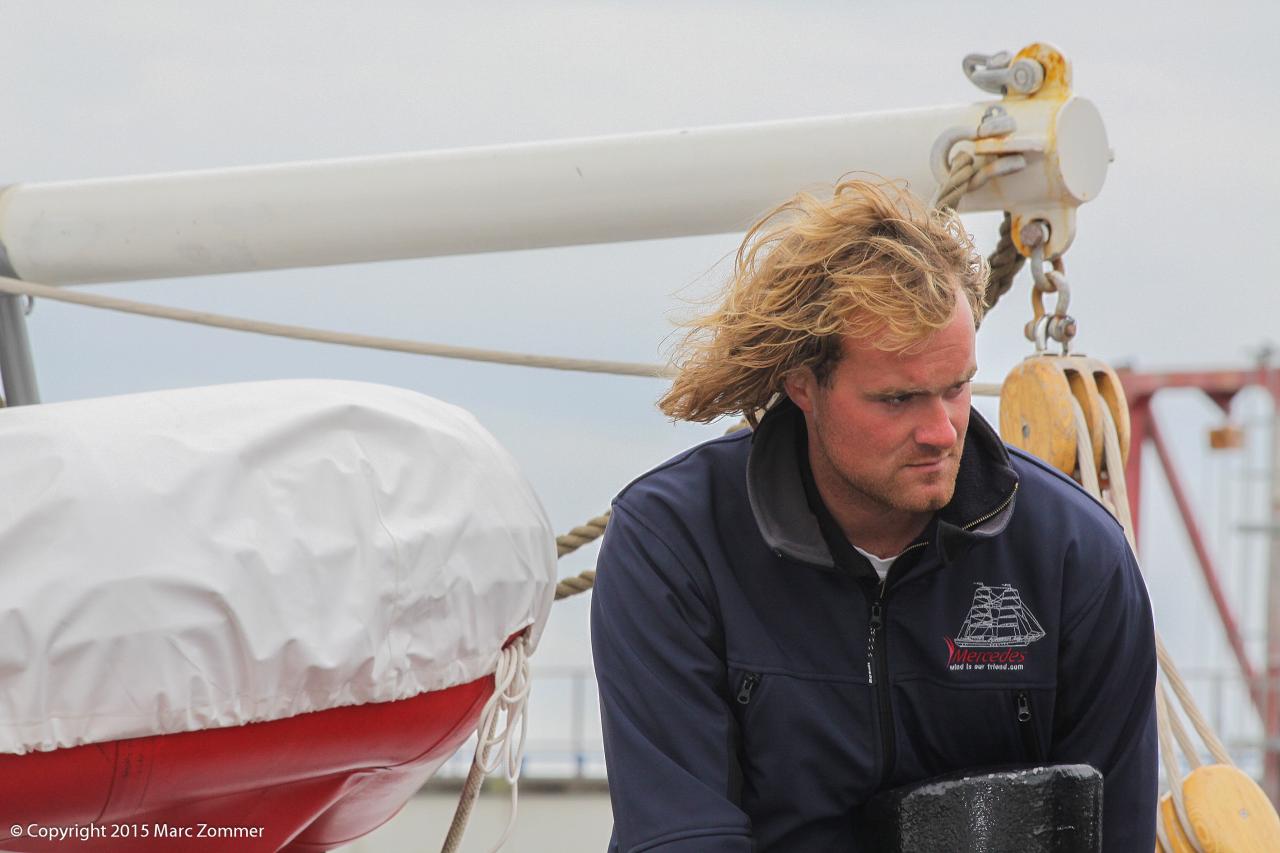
[659, 178, 988, 424]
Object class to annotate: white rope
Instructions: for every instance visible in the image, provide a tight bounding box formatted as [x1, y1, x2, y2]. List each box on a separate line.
[1090, 399, 1236, 848]
[1051, 392, 1207, 844]
[0, 276, 673, 379]
[1155, 808, 1173, 853]
[1069, 396, 1101, 498]
[1156, 681, 1207, 853]
[1095, 402, 1235, 765]
[439, 637, 533, 853]
[1156, 635, 1234, 766]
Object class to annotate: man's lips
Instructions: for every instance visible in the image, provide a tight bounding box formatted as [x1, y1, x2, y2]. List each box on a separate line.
[905, 456, 952, 470]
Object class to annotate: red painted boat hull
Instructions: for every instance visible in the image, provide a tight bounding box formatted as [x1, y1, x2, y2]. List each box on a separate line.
[0, 677, 491, 852]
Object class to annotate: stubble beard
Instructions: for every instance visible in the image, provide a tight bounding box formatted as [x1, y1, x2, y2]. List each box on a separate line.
[837, 451, 961, 517]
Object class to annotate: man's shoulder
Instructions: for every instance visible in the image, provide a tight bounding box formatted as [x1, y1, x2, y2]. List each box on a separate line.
[614, 428, 752, 518]
[1004, 443, 1131, 556]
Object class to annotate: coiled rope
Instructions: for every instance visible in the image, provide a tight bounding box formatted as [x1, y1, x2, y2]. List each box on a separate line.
[439, 636, 532, 853]
[931, 149, 1026, 318]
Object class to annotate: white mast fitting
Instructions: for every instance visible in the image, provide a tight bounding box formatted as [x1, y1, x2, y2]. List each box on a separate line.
[0, 45, 1107, 288]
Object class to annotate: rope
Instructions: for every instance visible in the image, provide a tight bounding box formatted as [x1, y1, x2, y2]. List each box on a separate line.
[1070, 397, 1102, 499]
[556, 512, 610, 558]
[1097, 403, 1235, 764]
[553, 511, 609, 601]
[1156, 681, 1208, 853]
[555, 570, 597, 601]
[983, 213, 1025, 315]
[1084, 396, 1244, 847]
[1164, 678, 1204, 772]
[932, 150, 988, 212]
[932, 151, 1025, 319]
[0, 276, 673, 380]
[1156, 635, 1234, 766]
[440, 637, 532, 853]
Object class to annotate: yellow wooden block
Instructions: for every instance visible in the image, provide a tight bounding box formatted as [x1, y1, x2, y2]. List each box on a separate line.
[1000, 355, 1131, 481]
[999, 357, 1078, 476]
[1183, 764, 1280, 852]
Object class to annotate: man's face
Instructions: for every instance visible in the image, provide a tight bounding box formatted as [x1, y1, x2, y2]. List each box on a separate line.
[785, 296, 977, 525]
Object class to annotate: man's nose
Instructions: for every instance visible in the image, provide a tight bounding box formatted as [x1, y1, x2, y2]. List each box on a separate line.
[914, 397, 959, 449]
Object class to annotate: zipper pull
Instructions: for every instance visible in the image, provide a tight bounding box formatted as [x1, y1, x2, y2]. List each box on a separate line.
[866, 603, 883, 685]
[1016, 691, 1032, 723]
[737, 672, 760, 705]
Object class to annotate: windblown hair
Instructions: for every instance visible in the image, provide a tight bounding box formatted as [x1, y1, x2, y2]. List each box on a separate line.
[659, 178, 989, 424]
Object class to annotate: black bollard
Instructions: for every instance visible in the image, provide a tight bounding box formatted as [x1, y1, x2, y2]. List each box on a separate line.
[855, 764, 1103, 852]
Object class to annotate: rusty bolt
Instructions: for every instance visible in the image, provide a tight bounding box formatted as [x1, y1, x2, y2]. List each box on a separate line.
[1019, 220, 1049, 249]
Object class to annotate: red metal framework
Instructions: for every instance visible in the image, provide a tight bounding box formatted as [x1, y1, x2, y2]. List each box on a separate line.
[1117, 365, 1280, 800]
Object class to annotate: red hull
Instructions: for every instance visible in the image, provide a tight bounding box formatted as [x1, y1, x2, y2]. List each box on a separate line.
[0, 677, 491, 852]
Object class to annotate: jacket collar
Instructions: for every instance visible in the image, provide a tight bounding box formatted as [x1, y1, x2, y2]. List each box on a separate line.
[746, 397, 1019, 569]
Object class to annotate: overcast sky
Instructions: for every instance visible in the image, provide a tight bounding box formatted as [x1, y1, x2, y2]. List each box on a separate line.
[3, 1, 1278, 751]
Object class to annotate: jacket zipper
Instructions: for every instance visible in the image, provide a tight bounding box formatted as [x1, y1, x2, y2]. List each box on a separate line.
[858, 481, 1019, 788]
[1015, 690, 1043, 763]
[963, 482, 1019, 532]
[737, 672, 760, 705]
[866, 590, 895, 786]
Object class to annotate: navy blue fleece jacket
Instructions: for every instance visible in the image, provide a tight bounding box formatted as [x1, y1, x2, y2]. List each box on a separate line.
[591, 401, 1156, 851]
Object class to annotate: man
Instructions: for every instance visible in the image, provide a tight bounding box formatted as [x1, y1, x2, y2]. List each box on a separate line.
[590, 179, 1157, 852]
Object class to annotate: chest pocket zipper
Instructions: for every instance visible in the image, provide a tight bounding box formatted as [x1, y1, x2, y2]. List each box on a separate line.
[737, 672, 761, 705]
[1015, 691, 1044, 763]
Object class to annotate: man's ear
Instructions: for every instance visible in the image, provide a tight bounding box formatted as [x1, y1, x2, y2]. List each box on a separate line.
[783, 368, 818, 415]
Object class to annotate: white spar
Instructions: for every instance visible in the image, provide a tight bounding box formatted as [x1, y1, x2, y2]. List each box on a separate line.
[0, 50, 1109, 287]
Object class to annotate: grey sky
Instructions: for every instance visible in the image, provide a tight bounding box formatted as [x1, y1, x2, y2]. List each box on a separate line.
[3, 1, 1278, 752]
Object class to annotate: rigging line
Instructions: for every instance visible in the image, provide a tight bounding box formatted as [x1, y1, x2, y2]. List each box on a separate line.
[0, 276, 675, 380]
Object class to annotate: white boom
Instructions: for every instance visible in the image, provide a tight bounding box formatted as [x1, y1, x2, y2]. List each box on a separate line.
[0, 44, 1107, 287]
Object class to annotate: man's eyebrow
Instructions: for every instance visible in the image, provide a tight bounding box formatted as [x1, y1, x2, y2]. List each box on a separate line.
[868, 366, 978, 398]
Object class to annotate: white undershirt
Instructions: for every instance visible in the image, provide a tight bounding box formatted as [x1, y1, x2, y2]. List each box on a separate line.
[853, 545, 900, 582]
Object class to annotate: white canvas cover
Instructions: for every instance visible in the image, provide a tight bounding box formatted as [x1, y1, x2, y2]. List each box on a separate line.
[0, 380, 557, 755]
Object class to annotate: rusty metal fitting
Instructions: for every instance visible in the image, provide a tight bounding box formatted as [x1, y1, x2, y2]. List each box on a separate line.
[1021, 220, 1050, 253]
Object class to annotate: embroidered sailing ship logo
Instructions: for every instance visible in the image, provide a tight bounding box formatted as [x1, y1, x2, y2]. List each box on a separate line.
[944, 583, 1044, 670]
[954, 583, 1045, 648]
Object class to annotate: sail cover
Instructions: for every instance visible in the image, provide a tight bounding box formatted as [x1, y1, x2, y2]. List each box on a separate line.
[0, 380, 557, 755]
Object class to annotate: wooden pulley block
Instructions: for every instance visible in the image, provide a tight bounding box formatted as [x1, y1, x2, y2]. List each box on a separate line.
[1180, 764, 1280, 852]
[999, 355, 1131, 479]
[999, 356, 1078, 476]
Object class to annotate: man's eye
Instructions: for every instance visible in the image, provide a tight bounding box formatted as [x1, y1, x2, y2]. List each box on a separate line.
[882, 395, 912, 406]
[944, 382, 969, 399]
